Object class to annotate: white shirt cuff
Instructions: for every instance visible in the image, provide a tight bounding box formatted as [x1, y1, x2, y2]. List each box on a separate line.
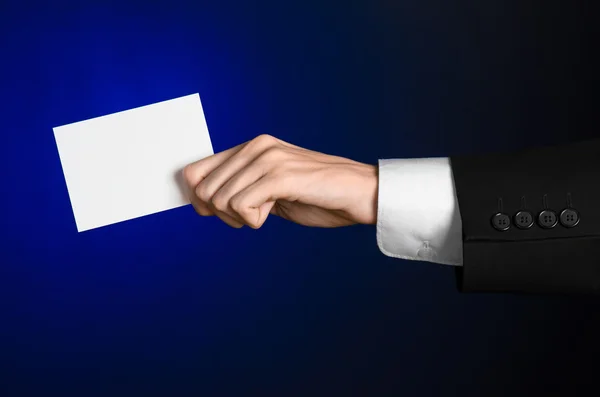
[376, 157, 463, 266]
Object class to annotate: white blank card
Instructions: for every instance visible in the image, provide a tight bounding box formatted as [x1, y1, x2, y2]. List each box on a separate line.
[53, 93, 214, 232]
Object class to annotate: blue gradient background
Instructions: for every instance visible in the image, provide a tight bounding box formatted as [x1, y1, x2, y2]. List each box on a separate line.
[1, 1, 599, 396]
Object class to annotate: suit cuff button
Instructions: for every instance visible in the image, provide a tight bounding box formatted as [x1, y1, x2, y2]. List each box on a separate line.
[491, 213, 511, 231]
[559, 208, 580, 228]
[538, 210, 558, 229]
[514, 211, 534, 229]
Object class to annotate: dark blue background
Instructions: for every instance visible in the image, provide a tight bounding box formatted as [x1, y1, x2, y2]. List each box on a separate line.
[1, 1, 599, 395]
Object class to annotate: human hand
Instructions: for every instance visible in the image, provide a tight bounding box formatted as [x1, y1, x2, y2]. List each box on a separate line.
[183, 134, 378, 229]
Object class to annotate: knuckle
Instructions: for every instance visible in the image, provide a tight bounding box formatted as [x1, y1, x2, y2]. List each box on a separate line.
[211, 194, 229, 212]
[245, 134, 278, 153]
[196, 208, 209, 216]
[231, 197, 256, 225]
[229, 196, 241, 212]
[193, 204, 210, 217]
[230, 195, 247, 214]
[260, 147, 285, 163]
[254, 133, 276, 145]
[183, 164, 198, 186]
[195, 183, 213, 203]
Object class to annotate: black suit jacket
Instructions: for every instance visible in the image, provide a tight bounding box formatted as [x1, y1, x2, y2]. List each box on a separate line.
[450, 138, 600, 295]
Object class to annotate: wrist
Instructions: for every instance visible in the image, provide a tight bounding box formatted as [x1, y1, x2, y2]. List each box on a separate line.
[351, 163, 378, 225]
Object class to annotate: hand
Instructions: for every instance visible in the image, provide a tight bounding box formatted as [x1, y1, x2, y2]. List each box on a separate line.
[183, 134, 378, 229]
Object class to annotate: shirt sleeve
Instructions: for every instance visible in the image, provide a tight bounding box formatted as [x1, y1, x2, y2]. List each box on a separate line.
[376, 157, 463, 266]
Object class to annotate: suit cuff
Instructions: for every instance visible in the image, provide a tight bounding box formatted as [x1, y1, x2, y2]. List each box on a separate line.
[376, 157, 463, 266]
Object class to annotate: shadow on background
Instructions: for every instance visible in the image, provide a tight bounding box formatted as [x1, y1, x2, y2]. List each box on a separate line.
[0, 0, 598, 396]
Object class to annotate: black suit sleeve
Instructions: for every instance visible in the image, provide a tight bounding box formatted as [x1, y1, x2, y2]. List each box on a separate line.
[449, 138, 600, 295]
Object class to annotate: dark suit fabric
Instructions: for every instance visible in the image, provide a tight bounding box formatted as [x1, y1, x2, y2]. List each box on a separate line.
[450, 138, 600, 295]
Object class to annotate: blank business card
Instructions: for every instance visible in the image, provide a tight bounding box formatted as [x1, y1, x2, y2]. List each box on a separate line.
[53, 93, 214, 232]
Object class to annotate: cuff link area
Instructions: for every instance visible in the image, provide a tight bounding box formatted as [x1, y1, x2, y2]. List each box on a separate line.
[416, 241, 438, 262]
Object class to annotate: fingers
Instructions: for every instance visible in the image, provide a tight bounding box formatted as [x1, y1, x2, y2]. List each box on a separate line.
[193, 135, 280, 223]
[185, 134, 290, 227]
[182, 141, 246, 188]
[190, 196, 243, 228]
[183, 138, 257, 224]
[229, 173, 295, 228]
[188, 187, 244, 227]
[208, 161, 268, 222]
[189, 195, 213, 216]
[183, 134, 285, 188]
